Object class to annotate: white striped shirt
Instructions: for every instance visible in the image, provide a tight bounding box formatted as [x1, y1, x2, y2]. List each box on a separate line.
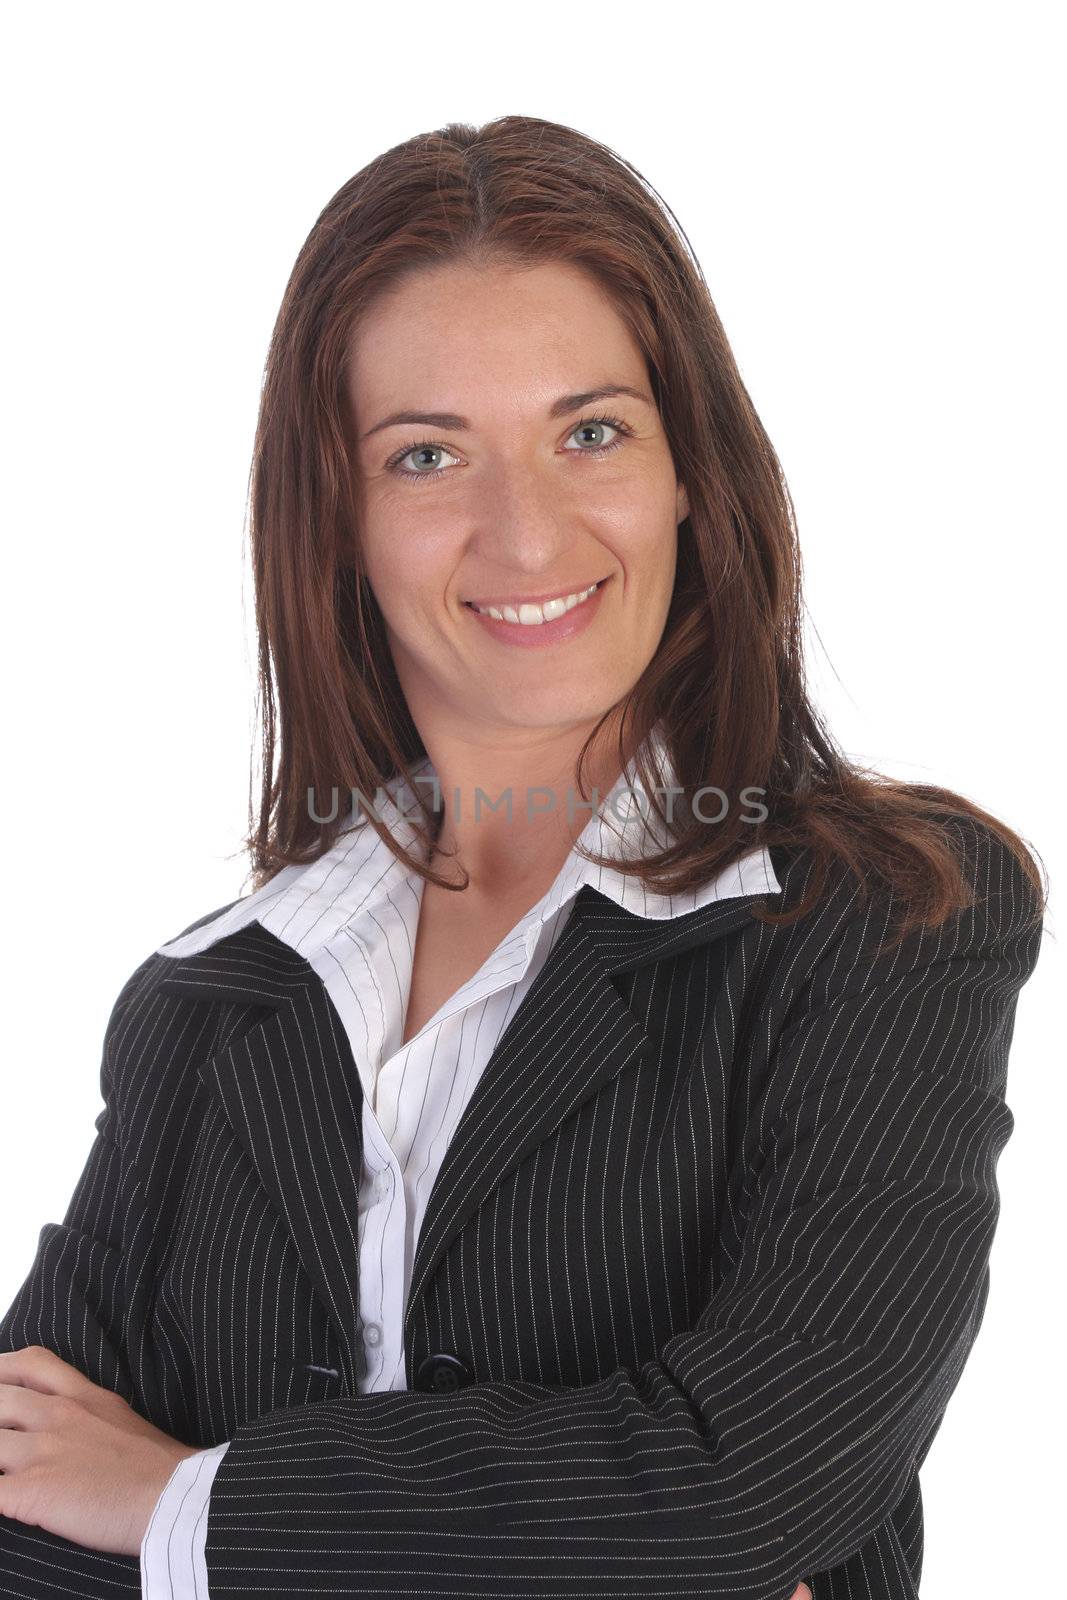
[140, 727, 780, 1597]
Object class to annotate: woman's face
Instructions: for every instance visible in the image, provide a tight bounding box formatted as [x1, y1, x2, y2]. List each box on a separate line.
[347, 258, 689, 745]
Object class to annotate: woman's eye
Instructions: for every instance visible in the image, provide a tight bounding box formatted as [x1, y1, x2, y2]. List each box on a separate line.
[385, 413, 632, 485]
[388, 442, 462, 481]
[562, 415, 629, 453]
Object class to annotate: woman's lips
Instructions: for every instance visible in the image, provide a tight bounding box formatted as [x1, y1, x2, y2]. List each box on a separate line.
[463, 575, 611, 648]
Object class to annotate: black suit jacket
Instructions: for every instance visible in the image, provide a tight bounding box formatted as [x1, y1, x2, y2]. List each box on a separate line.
[0, 814, 1043, 1599]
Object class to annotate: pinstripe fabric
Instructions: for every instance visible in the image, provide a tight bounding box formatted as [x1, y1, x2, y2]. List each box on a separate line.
[0, 802, 1042, 1599]
[138, 734, 782, 1593]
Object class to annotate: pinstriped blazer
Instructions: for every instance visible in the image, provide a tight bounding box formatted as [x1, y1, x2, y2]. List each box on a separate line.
[0, 810, 1043, 1600]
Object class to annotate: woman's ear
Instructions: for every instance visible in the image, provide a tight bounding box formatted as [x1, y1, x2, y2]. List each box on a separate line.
[676, 482, 690, 524]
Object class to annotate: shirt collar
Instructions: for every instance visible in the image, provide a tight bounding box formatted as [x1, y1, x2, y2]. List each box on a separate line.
[157, 724, 780, 960]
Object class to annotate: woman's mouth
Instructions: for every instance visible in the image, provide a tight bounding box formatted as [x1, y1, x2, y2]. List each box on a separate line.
[462, 575, 611, 648]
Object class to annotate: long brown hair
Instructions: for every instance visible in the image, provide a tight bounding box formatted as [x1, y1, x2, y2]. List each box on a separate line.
[241, 113, 1046, 949]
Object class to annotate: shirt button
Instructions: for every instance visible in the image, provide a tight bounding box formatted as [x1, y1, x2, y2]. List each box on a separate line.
[364, 1323, 382, 1347]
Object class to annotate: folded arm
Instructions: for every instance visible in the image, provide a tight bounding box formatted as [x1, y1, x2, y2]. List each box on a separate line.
[0, 957, 161, 1597]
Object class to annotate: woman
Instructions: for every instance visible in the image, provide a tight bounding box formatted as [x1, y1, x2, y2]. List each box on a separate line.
[0, 115, 1046, 1600]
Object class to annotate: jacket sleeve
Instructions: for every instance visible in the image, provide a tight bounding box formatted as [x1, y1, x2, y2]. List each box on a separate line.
[0, 955, 163, 1598]
[200, 818, 1043, 1600]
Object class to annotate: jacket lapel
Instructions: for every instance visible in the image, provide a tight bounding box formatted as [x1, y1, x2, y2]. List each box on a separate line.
[154, 878, 775, 1380]
[405, 884, 767, 1321]
[157, 927, 369, 1389]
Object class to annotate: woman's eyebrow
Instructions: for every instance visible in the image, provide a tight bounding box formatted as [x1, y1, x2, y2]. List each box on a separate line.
[358, 383, 653, 443]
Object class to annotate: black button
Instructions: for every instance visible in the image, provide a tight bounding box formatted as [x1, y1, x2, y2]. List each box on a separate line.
[415, 1352, 472, 1393]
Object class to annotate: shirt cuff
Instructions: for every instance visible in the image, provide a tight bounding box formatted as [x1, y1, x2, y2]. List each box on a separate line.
[140, 1441, 230, 1599]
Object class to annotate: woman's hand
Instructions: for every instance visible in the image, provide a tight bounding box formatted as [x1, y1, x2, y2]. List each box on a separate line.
[0, 1345, 199, 1557]
[790, 1586, 812, 1599]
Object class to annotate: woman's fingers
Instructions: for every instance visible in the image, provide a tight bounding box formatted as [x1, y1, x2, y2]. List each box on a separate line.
[0, 1346, 87, 1397]
[790, 1586, 812, 1600]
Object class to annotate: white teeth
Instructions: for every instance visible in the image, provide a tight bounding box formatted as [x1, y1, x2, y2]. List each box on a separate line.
[471, 581, 601, 624]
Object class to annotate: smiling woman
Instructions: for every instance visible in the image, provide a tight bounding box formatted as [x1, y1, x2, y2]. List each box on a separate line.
[345, 258, 687, 750]
[0, 113, 1047, 1600]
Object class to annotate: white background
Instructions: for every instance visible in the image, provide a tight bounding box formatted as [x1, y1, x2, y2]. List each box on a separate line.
[1, 3, 1062, 1593]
